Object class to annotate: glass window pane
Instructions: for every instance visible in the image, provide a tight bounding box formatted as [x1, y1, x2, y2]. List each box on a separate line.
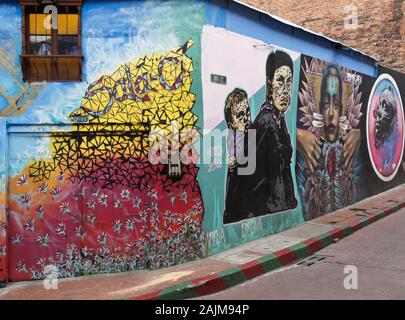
[29, 35, 51, 55]
[58, 35, 78, 55]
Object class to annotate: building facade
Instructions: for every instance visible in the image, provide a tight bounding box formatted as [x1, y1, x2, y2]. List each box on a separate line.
[242, 0, 405, 72]
[1, 0, 405, 287]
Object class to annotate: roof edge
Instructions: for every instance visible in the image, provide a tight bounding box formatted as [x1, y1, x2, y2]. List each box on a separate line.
[232, 0, 379, 62]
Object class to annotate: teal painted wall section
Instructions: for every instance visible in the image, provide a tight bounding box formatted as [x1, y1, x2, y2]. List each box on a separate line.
[199, 46, 305, 254]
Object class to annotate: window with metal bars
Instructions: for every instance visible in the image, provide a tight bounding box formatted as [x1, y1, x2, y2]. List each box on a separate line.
[19, 0, 83, 82]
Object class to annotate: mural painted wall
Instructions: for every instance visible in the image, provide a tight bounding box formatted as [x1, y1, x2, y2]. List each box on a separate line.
[1, 0, 405, 286]
[199, 26, 304, 254]
[0, 0, 207, 284]
[295, 55, 369, 220]
[7, 41, 205, 281]
[361, 65, 405, 197]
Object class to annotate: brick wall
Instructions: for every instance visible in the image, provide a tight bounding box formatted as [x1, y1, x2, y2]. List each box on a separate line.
[241, 0, 405, 72]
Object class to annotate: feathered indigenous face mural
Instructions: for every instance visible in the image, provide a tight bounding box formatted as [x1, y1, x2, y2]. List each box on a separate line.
[296, 56, 364, 220]
[7, 40, 205, 281]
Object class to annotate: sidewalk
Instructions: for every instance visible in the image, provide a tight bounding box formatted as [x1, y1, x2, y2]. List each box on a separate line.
[1, 184, 405, 300]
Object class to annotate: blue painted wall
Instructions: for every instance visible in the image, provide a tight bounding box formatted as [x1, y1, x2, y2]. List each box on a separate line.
[205, 0, 376, 76]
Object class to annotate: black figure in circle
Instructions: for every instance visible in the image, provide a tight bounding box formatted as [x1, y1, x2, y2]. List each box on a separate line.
[374, 86, 398, 149]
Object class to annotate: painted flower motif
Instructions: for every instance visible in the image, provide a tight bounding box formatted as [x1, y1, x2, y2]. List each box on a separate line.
[24, 219, 35, 233]
[125, 218, 135, 231]
[87, 199, 96, 210]
[19, 193, 31, 208]
[97, 232, 107, 246]
[91, 188, 100, 198]
[66, 244, 77, 256]
[148, 188, 158, 199]
[112, 220, 122, 234]
[75, 226, 85, 240]
[81, 247, 90, 257]
[16, 260, 27, 273]
[11, 234, 22, 245]
[79, 187, 87, 197]
[97, 245, 109, 256]
[150, 213, 159, 226]
[125, 242, 136, 253]
[36, 205, 44, 221]
[55, 250, 64, 262]
[178, 191, 188, 204]
[135, 237, 147, 251]
[71, 191, 80, 201]
[88, 213, 96, 225]
[17, 174, 28, 186]
[29, 268, 42, 280]
[132, 197, 141, 209]
[36, 258, 46, 268]
[136, 210, 148, 223]
[56, 222, 66, 237]
[145, 201, 158, 212]
[38, 183, 48, 193]
[56, 172, 64, 184]
[99, 193, 108, 207]
[50, 186, 61, 199]
[0, 221, 6, 232]
[0, 245, 6, 256]
[163, 210, 176, 223]
[120, 189, 130, 200]
[36, 234, 49, 247]
[139, 224, 148, 234]
[59, 202, 71, 215]
[114, 200, 121, 209]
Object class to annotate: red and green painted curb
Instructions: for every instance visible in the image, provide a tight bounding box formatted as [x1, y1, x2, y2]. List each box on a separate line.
[126, 200, 405, 300]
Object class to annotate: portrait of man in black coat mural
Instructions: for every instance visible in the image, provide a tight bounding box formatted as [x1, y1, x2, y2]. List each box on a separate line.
[248, 50, 298, 216]
[223, 50, 298, 225]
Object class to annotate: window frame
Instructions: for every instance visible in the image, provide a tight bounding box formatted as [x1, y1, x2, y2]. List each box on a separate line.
[19, 0, 83, 82]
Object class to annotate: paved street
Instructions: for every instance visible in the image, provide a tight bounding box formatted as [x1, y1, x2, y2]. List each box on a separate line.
[199, 207, 405, 300]
[1, 185, 404, 300]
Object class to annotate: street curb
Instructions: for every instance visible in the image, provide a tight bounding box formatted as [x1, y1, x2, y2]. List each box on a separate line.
[127, 200, 405, 300]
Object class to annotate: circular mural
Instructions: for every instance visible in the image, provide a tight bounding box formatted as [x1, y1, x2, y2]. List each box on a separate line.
[367, 74, 405, 181]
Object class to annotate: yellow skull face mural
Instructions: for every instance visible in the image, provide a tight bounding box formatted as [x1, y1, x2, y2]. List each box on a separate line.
[272, 65, 293, 112]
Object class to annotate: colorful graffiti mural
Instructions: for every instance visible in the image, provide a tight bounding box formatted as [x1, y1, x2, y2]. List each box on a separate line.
[223, 50, 298, 224]
[2, 0, 405, 287]
[367, 74, 405, 182]
[223, 88, 252, 224]
[7, 40, 205, 281]
[296, 56, 365, 220]
[200, 26, 304, 254]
